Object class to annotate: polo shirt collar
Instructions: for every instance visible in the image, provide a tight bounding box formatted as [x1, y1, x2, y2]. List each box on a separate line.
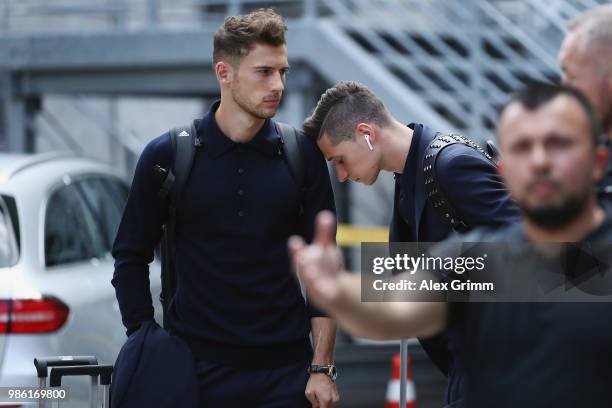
[394, 122, 423, 187]
[196, 100, 281, 158]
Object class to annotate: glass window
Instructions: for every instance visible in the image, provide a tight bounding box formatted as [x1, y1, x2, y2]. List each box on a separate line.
[44, 184, 106, 267]
[102, 178, 129, 206]
[0, 196, 18, 267]
[75, 177, 126, 252]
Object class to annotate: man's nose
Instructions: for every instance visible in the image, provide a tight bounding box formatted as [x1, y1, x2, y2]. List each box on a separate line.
[530, 144, 551, 170]
[271, 71, 285, 93]
[335, 165, 348, 183]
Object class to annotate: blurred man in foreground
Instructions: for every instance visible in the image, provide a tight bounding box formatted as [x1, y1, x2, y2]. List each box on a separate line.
[291, 82, 612, 407]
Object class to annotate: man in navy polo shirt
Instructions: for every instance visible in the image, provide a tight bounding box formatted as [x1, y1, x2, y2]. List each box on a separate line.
[112, 9, 339, 407]
[302, 81, 520, 407]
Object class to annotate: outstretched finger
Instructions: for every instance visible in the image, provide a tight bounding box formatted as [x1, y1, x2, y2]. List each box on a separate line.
[288, 235, 306, 263]
[314, 210, 336, 248]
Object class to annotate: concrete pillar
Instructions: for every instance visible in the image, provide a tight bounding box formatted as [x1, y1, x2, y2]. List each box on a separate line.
[0, 72, 27, 152]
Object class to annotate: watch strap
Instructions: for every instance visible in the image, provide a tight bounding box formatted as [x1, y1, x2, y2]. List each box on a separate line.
[308, 364, 338, 381]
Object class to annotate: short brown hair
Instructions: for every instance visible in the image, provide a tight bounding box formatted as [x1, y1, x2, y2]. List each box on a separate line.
[213, 8, 287, 65]
[303, 81, 390, 144]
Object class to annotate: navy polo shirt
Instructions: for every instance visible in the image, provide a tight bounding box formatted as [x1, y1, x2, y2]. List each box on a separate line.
[112, 101, 336, 368]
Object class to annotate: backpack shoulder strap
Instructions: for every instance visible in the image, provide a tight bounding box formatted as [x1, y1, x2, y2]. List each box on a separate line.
[423, 133, 494, 232]
[157, 122, 198, 327]
[168, 122, 198, 205]
[276, 121, 305, 192]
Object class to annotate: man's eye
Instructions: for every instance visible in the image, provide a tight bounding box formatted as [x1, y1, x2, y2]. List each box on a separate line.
[510, 142, 530, 154]
[548, 138, 572, 149]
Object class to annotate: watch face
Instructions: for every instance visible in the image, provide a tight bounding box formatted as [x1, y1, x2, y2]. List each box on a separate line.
[329, 365, 338, 381]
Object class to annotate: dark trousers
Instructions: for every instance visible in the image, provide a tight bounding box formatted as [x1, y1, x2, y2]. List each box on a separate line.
[196, 359, 310, 407]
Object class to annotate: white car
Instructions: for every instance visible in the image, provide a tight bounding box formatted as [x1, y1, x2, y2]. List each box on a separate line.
[0, 152, 161, 407]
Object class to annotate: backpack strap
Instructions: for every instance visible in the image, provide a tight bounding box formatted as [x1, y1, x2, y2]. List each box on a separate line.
[423, 133, 494, 233]
[157, 122, 199, 327]
[276, 122, 305, 188]
[276, 122, 306, 215]
[167, 123, 199, 205]
[275, 121, 309, 302]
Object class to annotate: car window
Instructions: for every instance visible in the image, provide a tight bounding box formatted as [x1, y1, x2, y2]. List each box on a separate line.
[45, 184, 106, 267]
[102, 178, 129, 206]
[75, 177, 126, 252]
[0, 196, 18, 267]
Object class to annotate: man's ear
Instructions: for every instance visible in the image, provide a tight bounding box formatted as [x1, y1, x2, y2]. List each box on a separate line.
[216, 61, 233, 84]
[593, 144, 609, 183]
[356, 123, 375, 141]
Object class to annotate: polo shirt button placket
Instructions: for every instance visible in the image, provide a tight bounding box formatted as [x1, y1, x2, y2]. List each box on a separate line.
[237, 155, 245, 218]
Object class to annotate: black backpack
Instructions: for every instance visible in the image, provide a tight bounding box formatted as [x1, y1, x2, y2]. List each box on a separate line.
[423, 132, 499, 232]
[418, 132, 499, 378]
[154, 122, 305, 327]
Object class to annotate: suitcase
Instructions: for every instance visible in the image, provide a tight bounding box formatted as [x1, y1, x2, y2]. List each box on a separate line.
[33, 356, 113, 408]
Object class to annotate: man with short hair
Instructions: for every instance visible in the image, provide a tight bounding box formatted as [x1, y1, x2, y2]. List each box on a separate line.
[559, 4, 612, 190]
[112, 9, 339, 407]
[302, 81, 519, 406]
[292, 82, 612, 407]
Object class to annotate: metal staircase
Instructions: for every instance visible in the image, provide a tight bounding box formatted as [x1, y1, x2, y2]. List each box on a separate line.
[0, 0, 607, 153]
[313, 0, 601, 139]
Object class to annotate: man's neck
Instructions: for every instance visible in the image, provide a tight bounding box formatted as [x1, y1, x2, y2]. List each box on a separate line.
[215, 98, 266, 143]
[522, 198, 605, 242]
[381, 119, 414, 174]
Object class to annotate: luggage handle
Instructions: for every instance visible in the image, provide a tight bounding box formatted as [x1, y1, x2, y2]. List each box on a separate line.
[34, 356, 98, 379]
[48, 365, 112, 408]
[49, 365, 113, 387]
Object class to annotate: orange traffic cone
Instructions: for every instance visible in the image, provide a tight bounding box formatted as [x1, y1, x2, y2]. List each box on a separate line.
[385, 352, 416, 408]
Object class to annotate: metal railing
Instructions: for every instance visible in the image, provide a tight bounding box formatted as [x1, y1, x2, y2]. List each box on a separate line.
[1, 0, 606, 140]
[0, 0, 317, 32]
[315, 0, 604, 136]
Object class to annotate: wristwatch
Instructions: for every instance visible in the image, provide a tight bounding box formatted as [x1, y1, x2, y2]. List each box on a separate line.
[308, 364, 338, 382]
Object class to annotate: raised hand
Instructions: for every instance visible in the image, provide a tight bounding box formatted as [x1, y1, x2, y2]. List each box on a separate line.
[289, 211, 345, 309]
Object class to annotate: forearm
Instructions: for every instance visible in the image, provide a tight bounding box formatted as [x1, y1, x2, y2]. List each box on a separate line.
[326, 273, 446, 340]
[111, 262, 155, 335]
[112, 211, 158, 333]
[111, 134, 170, 335]
[307, 318, 341, 407]
[311, 317, 337, 365]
